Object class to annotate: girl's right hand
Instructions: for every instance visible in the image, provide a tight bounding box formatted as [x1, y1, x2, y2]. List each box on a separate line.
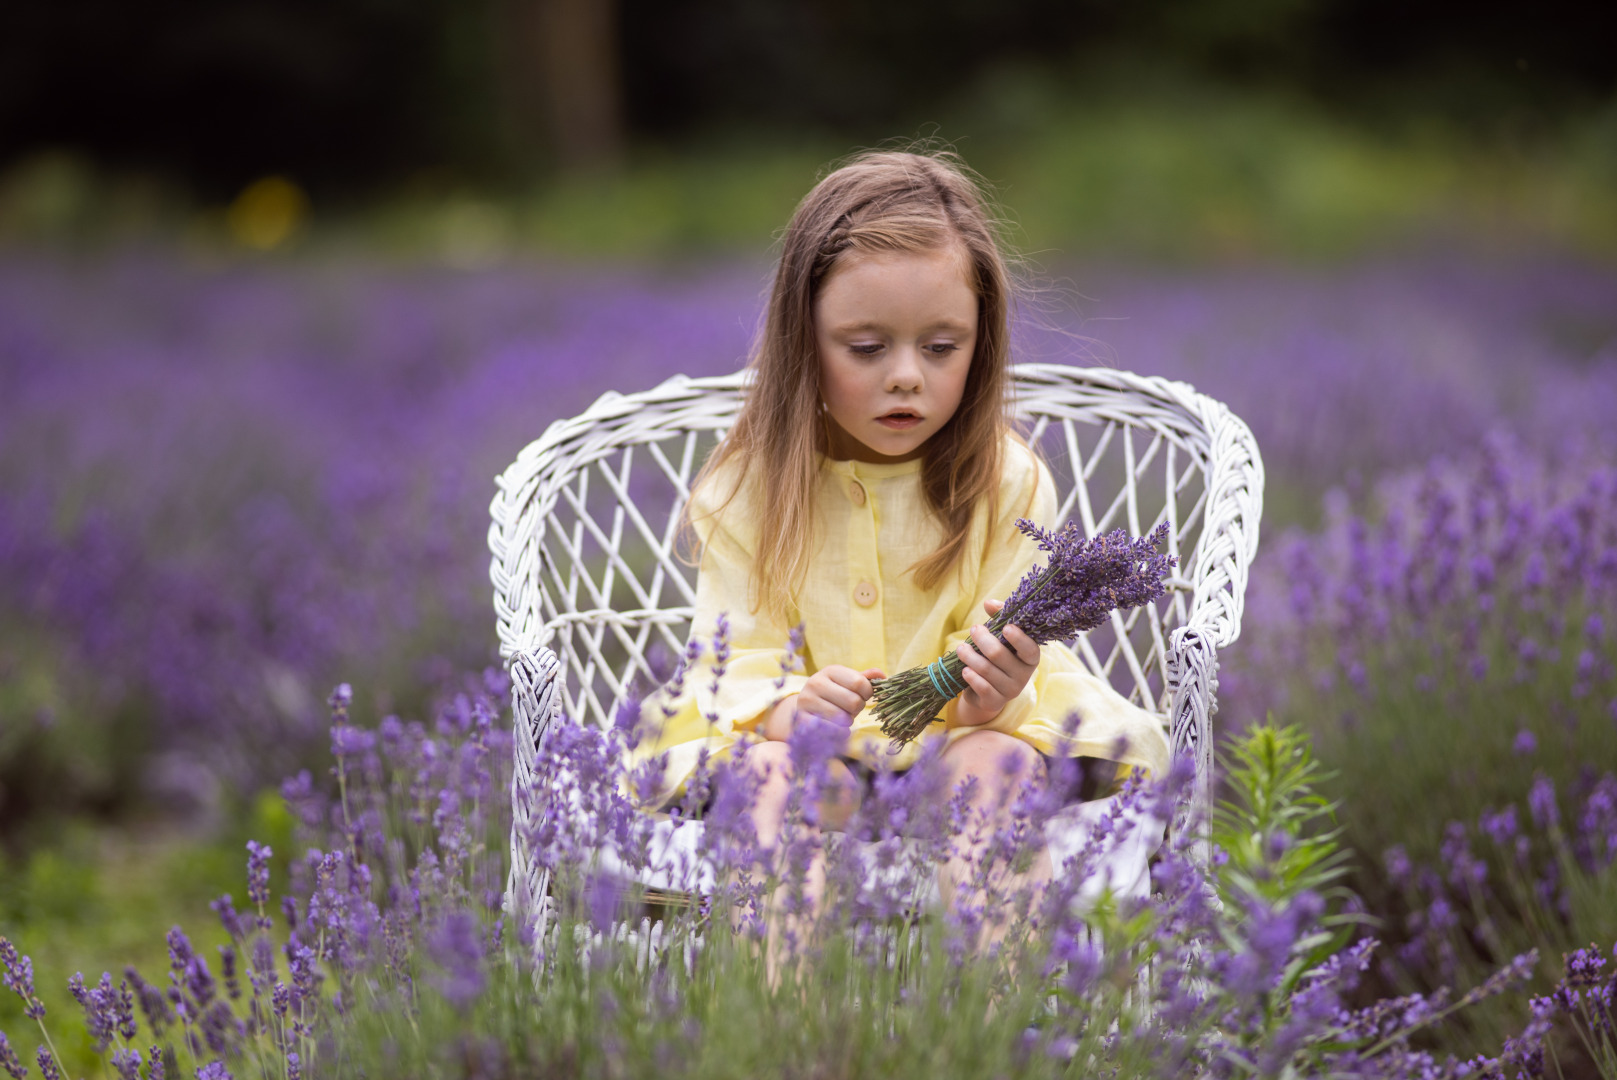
[764, 665, 886, 741]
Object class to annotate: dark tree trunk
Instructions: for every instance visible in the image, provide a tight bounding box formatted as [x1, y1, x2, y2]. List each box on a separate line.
[510, 0, 624, 172]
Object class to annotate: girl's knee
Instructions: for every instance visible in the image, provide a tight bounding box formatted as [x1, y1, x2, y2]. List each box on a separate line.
[737, 739, 793, 776]
[943, 731, 1046, 788]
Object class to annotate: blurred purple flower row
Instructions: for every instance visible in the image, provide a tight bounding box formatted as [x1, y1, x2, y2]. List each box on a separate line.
[1, 251, 1612, 811]
[1234, 434, 1617, 718]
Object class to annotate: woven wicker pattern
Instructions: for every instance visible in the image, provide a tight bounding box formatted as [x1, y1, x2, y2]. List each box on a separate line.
[490, 364, 1264, 918]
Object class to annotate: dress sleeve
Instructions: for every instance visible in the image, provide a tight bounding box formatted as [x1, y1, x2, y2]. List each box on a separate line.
[667, 467, 810, 734]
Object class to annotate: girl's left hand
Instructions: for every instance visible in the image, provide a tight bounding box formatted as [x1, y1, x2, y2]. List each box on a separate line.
[953, 598, 1039, 725]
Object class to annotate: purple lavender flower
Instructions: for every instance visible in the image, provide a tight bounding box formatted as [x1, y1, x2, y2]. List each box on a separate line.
[704, 613, 732, 726]
[199, 1000, 240, 1056]
[659, 638, 704, 723]
[774, 621, 806, 692]
[111, 1047, 142, 1080]
[285, 944, 322, 1032]
[124, 966, 171, 1034]
[147, 1045, 165, 1080]
[210, 895, 246, 943]
[218, 945, 240, 1001]
[0, 1033, 25, 1080]
[1461, 950, 1539, 1007]
[271, 980, 291, 1020]
[67, 971, 132, 1053]
[1528, 774, 1559, 829]
[246, 841, 274, 920]
[1478, 805, 1519, 847]
[1000, 519, 1176, 644]
[195, 1061, 232, 1080]
[1383, 845, 1412, 887]
[34, 1046, 60, 1080]
[0, 940, 43, 1022]
[428, 911, 486, 1010]
[1439, 822, 1488, 889]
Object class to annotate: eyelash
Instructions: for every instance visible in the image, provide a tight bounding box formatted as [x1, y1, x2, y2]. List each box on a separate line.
[849, 343, 959, 357]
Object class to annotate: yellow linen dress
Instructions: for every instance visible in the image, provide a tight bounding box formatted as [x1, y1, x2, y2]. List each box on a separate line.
[627, 436, 1172, 809]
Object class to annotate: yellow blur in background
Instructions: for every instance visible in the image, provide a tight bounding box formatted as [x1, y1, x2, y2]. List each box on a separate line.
[226, 176, 309, 251]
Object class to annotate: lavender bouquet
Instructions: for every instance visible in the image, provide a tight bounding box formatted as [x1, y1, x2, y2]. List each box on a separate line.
[871, 520, 1176, 747]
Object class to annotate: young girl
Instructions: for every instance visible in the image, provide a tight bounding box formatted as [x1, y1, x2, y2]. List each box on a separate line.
[629, 148, 1170, 937]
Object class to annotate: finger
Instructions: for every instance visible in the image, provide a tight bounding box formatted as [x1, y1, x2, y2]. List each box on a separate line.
[829, 666, 878, 702]
[817, 683, 868, 718]
[1001, 623, 1040, 666]
[834, 682, 873, 717]
[797, 714, 854, 745]
[956, 635, 994, 673]
[797, 698, 839, 725]
[815, 708, 856, 729]
[983, 598, 1004, 616]
[968, 624, 1019, 678]
[957, 636, 1015, 697]
[975, 622, 1037, 675]
[960, 664, 999, 705]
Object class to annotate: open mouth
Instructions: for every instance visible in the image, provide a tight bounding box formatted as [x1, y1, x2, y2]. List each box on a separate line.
[877, 410, 922, 428]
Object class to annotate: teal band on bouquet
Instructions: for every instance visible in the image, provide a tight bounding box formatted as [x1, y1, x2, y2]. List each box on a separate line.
[926, 658, 965, 699]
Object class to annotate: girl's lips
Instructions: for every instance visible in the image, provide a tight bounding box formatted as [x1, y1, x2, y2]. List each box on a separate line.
[877, 414, 922, 429]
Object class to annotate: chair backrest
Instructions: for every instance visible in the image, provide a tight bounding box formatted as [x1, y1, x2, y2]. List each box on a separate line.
[489, 364, 1262, 744]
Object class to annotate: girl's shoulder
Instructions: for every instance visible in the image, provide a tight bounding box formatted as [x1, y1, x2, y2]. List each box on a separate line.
[997, 433, 1055, 522]
[687, 451, 762, 534]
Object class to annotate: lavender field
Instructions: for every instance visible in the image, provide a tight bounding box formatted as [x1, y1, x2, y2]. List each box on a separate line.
[2, 248, 1616, 1077]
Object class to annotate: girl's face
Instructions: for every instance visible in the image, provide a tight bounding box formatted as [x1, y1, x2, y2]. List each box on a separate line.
[813, 245, 977, 463]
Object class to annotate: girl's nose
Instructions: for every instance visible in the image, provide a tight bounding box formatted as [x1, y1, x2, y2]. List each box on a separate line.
[886, 347, 924, 391]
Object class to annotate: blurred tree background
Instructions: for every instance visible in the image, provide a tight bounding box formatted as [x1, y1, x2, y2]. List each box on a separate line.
[1, 0, 1614, 258]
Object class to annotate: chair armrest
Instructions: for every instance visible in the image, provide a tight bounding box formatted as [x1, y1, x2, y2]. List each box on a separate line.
[1182, 401, 1264, 651]
[1169, 399, 1261, 867]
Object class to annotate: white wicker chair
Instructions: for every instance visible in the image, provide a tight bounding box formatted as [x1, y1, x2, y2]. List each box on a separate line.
[490, 364, 1263, 936]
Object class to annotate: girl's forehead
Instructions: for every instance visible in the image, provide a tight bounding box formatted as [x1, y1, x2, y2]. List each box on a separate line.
[816, 244, 976, 304]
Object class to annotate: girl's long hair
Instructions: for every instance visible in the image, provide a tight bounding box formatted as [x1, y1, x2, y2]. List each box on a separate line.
[692, 148, 1018, 616]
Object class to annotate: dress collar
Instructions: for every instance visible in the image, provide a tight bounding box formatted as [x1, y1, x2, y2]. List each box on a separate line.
[820, 454, 924, 480]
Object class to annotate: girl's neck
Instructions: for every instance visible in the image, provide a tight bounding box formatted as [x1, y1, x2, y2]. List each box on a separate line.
[822, 413, 928, 465]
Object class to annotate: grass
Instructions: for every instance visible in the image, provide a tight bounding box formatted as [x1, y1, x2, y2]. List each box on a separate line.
[1282, 613, 1616, 874]
[0, 793, 294, 1077]
[363, 91, 1617, 264]
[4, 82, 1615, 264]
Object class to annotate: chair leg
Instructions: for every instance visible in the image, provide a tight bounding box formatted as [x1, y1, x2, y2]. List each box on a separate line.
[1167, 627, 1219, 870]
[504, 644, 564, 956]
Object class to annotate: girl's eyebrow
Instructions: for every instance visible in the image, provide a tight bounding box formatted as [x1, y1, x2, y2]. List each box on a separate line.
[832, 318, 974, 334]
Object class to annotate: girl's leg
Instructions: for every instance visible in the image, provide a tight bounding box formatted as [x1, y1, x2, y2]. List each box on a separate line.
[937, 730, 1052, 955]
[726, 740, 862, 984]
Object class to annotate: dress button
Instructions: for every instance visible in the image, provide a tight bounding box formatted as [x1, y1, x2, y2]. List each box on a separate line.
[854, 581, 878, 607]
[849, 481, 866, 506]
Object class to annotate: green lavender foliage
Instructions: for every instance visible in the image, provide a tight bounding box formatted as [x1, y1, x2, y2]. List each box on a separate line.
[1211, 723, 1357, 923]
